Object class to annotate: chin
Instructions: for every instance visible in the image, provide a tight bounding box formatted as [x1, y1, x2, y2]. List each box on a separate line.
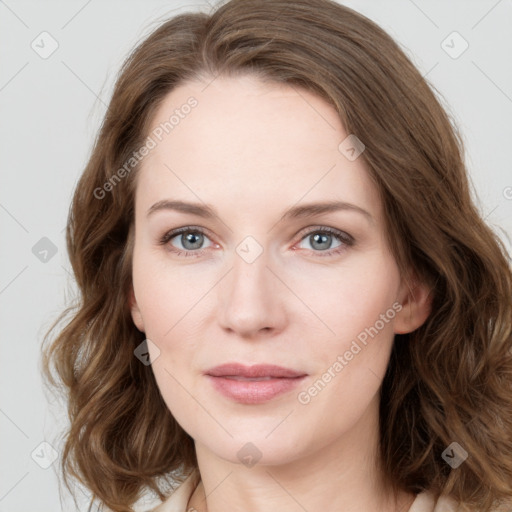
[198, 430, 305, 468]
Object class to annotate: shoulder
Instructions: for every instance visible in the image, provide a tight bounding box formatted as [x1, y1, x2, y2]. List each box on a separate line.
[147, 469, 200, 512]
[101, 470, 200, 512]
[409, 490, 512, 512]
[408, 490, 457, 512]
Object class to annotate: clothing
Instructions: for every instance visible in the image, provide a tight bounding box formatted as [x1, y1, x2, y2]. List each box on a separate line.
[148, 469, 462, 512]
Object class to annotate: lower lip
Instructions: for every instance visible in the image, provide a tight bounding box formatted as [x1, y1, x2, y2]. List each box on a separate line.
[206, 375, 307, 404]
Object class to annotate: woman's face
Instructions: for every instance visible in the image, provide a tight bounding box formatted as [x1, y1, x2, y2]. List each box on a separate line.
[130, 74, 425, 467]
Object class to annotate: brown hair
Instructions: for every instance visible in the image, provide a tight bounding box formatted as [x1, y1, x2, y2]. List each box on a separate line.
[42, 0, 512, 511]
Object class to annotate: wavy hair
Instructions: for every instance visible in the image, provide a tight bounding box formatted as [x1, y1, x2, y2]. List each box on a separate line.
[42, 0, 512, 510]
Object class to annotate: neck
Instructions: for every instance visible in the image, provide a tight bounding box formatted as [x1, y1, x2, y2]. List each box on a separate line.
[186, 394, 416, 512]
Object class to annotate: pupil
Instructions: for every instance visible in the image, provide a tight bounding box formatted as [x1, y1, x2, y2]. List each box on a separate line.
[312, 233, 330, 250]
[183, 232, 202, 249]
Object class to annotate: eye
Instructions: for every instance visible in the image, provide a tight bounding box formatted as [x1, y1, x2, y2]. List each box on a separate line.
[295, 226, 354, 257]
[159, 227, 213, 257]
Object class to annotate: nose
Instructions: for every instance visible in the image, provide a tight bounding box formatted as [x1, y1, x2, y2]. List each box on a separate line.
[217, 242, 287, 339]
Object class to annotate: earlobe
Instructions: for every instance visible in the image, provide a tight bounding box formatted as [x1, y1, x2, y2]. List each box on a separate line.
[129, 285, 145, 333]
[394, 274, 432, 335]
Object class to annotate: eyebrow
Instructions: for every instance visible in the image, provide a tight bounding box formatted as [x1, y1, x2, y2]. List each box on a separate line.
[146, 199, 373, 224]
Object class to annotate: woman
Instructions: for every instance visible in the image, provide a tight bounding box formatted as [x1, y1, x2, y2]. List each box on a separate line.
[42, 1, 512, 511]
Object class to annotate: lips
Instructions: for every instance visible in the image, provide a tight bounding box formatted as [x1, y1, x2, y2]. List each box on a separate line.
[205, 363, 307, 404]
[205, 363, 306, 379]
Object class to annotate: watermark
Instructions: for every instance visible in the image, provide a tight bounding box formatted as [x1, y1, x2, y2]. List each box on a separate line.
[134, 339, 161, 365]
[441, 441, 468, 469]
[31, 441, 59, 469]
[237, 442, 262, 468]
[503, 186, 512, 200]
[236, 235, 264, 264]
[31, 31, 59, 59]
[93, 96, 198, 200]
[338, 134, 365, 161]
[441, 31, 469, 60]
[297, 301, 402, 405]
[31, 236, 58, 263]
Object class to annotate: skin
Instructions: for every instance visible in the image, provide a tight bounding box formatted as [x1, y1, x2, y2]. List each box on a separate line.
[130, 74, 431, 512]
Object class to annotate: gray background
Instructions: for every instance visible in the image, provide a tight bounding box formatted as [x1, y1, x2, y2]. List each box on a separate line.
[1, 0, 511, 510]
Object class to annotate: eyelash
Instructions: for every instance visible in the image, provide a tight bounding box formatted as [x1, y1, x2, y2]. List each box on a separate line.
[158, 225, 354, 259]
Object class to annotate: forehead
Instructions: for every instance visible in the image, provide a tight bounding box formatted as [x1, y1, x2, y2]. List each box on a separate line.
[135, 74, 380, 220]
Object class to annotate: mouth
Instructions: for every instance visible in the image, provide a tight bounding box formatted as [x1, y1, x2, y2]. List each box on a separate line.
[204, 363, 308, 404]
[221, 376, 279, 381]
[205, 362, 306, 379]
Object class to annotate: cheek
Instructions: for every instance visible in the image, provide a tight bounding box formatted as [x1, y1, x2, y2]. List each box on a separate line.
[132, 252, 202, 424]
[293, 259, 400, 430]
[132, 247, 210, 340]
[296, 252, 401, 347]
[131, 250, 213, 413]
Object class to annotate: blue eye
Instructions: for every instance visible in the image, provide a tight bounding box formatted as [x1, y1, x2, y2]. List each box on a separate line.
[159, 228, 213, 257]
[299, 226, 354, 257]
[159, 226, 354, 258]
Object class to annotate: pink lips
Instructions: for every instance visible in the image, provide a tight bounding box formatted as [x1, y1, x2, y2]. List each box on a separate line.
[205, 363, 307, 404]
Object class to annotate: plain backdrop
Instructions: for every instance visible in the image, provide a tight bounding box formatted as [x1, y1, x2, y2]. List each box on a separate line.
[1, 0, 511, 510]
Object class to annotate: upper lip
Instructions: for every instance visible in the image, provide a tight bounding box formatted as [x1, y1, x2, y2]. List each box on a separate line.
[205, 363, 307, 378]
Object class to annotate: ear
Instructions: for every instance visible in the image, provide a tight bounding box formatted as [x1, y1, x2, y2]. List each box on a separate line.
[394, 272, 432, 335]
[129, 285, 145, 333]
